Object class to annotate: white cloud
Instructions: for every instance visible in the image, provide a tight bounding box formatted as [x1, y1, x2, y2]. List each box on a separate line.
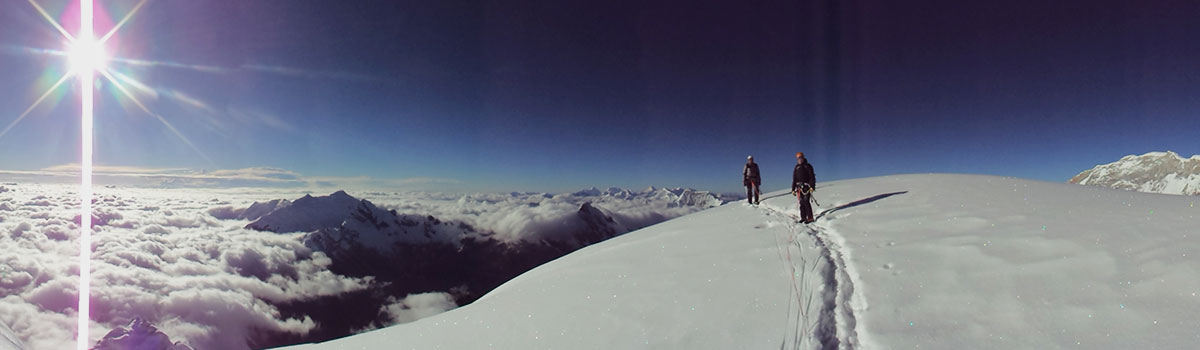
[226, 107, 296, 133]
[360, 189, 718, 244]
[0, 295, 76, 350]
[0, 165, 461, 191]
[8, 222, 31, 239]
[379, 292, 457, 325]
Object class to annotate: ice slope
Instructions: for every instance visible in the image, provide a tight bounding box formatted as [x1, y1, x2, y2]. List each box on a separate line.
[276, 174, 1200, 350]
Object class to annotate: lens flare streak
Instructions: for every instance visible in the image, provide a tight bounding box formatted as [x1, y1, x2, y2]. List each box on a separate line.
[100, 69, 214, 164]
[26, 0, 75, 42]
[0, 73, 71, 140]
[78, 0, 95, 348]
[10, 2, 215, 345]
[98, 0, 149, 45]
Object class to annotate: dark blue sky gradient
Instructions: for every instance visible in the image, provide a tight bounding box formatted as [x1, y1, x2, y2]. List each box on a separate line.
[0, 0, 1197, 192]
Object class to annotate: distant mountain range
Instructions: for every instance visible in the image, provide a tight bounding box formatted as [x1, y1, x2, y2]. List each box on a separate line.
[1070, 151, 1200, 195]
[571, 186, 727, 207]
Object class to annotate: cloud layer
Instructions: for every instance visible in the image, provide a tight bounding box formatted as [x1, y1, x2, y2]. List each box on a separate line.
[362, 189, 717, 244]
[0, 165, 460, 191]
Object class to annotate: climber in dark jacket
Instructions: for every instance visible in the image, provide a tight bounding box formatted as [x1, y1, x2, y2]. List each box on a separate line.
[743, 155, 761, 204]
[791, 152, 816, 223]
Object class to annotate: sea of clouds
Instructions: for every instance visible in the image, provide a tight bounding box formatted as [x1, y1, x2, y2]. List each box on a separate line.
[0, 181, 722, 349]
[0, 184, 376, 349]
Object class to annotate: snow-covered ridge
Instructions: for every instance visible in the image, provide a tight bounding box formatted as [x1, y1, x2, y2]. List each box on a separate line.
[277, 174, 1200, 350]
[1070, 150, 1200, 195]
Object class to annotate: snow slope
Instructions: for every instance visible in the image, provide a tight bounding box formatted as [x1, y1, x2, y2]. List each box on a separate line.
[277, 191, 831, 349]
[802, 174, 1200, 349]
[1070, 150, 1200, 195]
[276, 174, 1200, 350]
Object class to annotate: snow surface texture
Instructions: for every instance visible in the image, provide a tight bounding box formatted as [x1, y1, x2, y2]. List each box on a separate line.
[1071, 150, 1200, 195]
[0, 183, 721, 349]
[280, 174, 1200, 350]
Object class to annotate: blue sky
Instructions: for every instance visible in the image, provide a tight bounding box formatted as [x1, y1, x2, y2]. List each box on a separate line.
[1, 0, 1198, 193]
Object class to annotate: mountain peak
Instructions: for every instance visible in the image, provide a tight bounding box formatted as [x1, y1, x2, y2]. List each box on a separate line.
[246, 190, 365, 233]
[246, 190, 466, 255]
[1070, 151, 1200, 195]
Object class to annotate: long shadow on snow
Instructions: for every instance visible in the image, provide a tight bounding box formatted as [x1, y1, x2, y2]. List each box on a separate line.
[815, 191, 907, 220]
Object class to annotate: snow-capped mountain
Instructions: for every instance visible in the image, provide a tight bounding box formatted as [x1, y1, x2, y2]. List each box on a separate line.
[238, 198, 291, 221]
[572, 186, 637, 198]
[564, 202, 629, 247]
[1070, 151, 1200, 195]
[247, 190, 464, 253]
[91, 318, 192, 350]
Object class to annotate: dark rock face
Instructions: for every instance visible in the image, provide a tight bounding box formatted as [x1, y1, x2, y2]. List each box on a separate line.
[92, 318, 193, 350]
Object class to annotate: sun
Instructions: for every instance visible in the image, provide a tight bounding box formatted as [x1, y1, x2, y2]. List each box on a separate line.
[67, 36, 108, 75]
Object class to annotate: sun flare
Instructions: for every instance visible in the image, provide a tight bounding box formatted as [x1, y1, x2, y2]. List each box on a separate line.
[67, 37, 107, 75]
